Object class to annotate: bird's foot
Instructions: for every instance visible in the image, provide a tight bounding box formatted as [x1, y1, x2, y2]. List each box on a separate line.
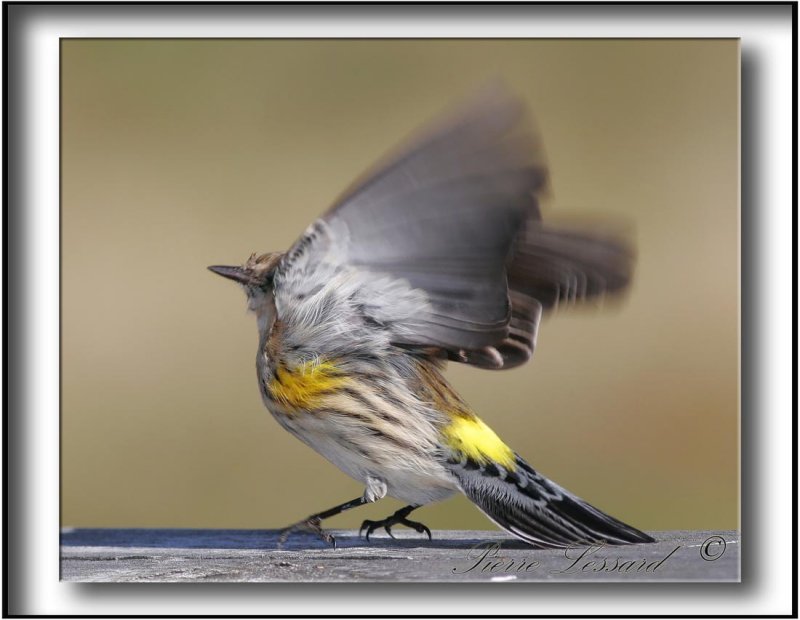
[278, 516, 337, 548]
[359, 507, 432, 542]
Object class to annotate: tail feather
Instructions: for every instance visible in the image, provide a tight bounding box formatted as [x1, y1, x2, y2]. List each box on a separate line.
[449, 453, 654, 548]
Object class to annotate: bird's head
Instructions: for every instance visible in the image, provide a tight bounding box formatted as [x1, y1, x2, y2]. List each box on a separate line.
[208, 252, 284, 321]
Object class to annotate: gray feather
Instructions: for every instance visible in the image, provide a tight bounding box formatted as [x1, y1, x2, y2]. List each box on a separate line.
[478, 219, 635, 370]
[275, 85, 633, 370]
[449, 453, 655, 548]
[320, 86, 546, 351]
[509, 220, 635, 311]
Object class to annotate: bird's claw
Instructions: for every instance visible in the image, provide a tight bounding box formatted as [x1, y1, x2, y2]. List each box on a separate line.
[408, 519, 433, 540]
[279, 516, 337, 548]
[359, 513, 432, 542]
[359, 519, 377, 542]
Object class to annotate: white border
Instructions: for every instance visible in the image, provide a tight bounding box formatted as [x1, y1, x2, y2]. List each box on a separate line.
[7, 3, 794, 616]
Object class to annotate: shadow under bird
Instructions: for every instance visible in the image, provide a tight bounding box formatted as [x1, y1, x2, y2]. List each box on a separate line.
[209, 86, 655, 549]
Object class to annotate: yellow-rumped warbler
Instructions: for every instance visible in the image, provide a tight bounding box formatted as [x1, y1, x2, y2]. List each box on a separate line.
[209, 86, 654, 548]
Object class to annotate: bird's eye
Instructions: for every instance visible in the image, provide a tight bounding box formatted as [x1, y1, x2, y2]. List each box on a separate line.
[260, 272, 275, 290]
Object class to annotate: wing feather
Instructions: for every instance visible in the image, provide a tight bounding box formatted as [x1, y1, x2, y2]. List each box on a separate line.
[274, 85, 633, 369]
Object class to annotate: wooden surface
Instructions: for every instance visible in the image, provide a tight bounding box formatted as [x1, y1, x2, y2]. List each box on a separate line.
[60, 529, 739, 582]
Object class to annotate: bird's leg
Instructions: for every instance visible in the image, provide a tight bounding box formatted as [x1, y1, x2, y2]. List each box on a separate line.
[279, 496, 366, 548]
[359, 504, 432, 542]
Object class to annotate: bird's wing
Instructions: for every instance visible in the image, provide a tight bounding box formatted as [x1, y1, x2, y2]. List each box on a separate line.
[274, 85, 631, 369]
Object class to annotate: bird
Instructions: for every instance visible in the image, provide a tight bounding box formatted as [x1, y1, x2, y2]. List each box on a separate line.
[209, 85, 655, 549]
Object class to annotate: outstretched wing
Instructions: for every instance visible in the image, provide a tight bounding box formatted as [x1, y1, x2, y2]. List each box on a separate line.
[484, 220, 634, 369]
[274, 86, 632, 368]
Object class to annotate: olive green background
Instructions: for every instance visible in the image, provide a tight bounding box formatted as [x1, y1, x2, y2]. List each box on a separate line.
[61, 40, 739, 531]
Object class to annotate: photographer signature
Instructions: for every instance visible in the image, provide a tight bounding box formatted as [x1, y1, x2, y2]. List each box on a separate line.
[453, 536, 726, 575]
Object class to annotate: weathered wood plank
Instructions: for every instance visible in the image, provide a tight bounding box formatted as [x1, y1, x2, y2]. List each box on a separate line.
[60, 529, 739, 582]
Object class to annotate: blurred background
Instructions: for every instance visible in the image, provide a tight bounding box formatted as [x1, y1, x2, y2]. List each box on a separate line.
[61, 40, 738, 532]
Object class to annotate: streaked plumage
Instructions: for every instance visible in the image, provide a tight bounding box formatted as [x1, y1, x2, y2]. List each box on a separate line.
[209, 85, 653, 548]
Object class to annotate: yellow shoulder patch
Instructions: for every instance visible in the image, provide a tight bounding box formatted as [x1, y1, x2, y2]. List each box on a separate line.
[442, 416, 516, 471]
[268, 359, 349, 411]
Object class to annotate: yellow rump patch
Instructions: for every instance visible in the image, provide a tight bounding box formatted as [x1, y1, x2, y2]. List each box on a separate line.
[442, 416, 516, 471]
[268, 360, 349, 411]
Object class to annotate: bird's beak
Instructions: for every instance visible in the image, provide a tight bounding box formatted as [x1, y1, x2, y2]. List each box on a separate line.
[208, 265, 251, 285]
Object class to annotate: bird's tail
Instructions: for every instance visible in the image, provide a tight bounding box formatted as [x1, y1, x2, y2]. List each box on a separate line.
[449, 452, 655, 548]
